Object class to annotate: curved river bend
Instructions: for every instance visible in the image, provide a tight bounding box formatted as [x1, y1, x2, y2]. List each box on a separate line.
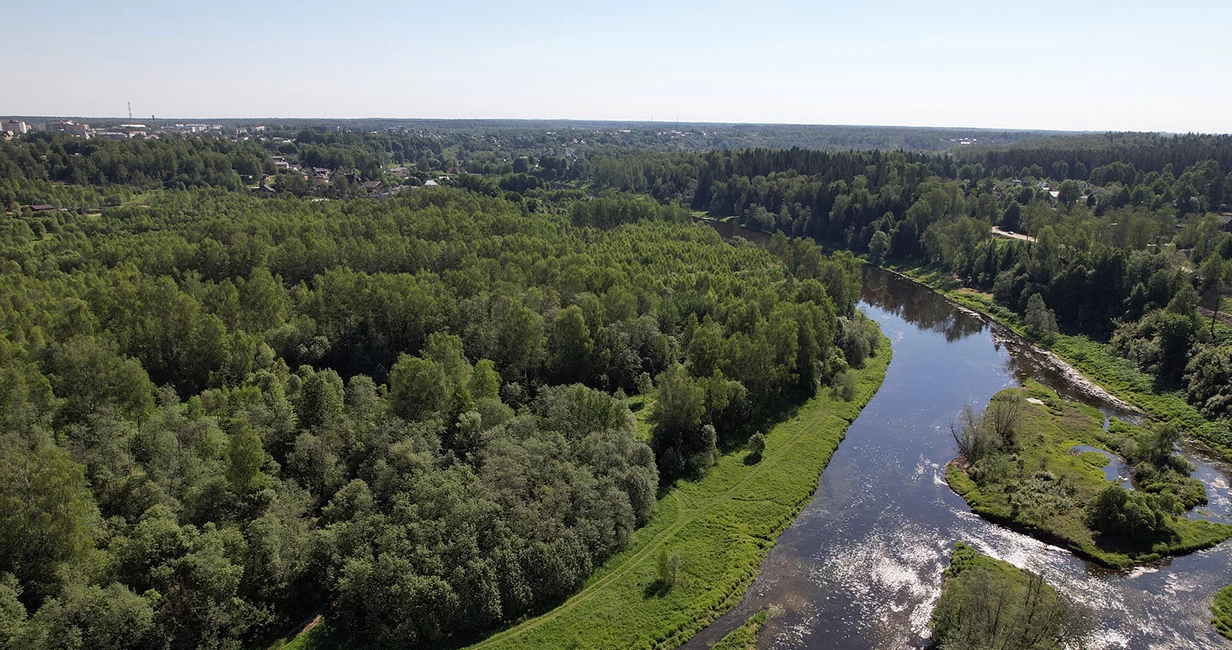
[685, 267, 1232, 650]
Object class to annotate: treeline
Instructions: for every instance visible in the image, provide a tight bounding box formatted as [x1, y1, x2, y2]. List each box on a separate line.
[573, 145, 1232, 443]
[0, 134, 271, 203]
[281, 129, 447, 179]
[253, 119, 1049, 155]
[0, 188, 865, 649]
[6, 130, 1231, 429]
[961, 132, 1232, 198]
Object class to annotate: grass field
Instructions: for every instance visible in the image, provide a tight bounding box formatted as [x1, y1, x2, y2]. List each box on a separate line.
[627, 393, 655, 442]
[946, 384, 1232, 569]
[269, 333, 891, 650]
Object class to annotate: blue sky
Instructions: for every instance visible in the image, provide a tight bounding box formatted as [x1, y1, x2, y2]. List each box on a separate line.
[4, 0, 1231, 132]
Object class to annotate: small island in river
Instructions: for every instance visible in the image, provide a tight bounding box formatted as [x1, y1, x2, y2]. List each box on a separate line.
[930, 543, 1084, 650]
[946, 382, 1232, 569]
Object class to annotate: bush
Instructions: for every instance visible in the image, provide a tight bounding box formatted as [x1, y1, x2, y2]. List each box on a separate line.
[747, 433, 766, 458]
[837, 315, 878, 368]
[931, 543, 1087, 649]
[832, 370, 858, 401]
[1185, 345, 1232, 419]
[1084, 484, 1168, 540]
[1025, 293, 1059, 341]
[656, 547, 679, 588]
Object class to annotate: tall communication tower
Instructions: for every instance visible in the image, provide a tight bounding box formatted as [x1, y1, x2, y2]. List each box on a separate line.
[128, 102, 132, 120]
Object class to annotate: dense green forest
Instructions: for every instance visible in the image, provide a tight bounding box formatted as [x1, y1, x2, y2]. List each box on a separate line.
[570, 144, 1232, 442]
[0, 186, 863, 649]
[4, 128, 1229, 457]
[4, 125, 1232, 647]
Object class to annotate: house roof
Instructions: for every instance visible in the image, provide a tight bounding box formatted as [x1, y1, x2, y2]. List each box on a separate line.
[30, 204, 56, 211]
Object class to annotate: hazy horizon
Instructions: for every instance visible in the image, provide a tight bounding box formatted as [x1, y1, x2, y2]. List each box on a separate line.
[1, 115, 1105, 133]
[4, 0, 1231, 133]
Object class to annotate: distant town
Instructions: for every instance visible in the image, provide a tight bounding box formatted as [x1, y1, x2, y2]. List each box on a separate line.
[5, 116, 1067, 211]
[1, 117, 243, 141]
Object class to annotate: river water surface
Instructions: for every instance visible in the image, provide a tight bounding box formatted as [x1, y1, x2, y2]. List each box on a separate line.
[685, 266, 1232, 650]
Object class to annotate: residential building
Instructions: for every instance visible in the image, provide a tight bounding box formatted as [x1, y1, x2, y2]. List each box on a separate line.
[46, 120, 90, 138]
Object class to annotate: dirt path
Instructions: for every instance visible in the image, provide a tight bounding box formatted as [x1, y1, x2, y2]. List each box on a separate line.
[1198, 305, 1232, 327]
[991, 226, 1036, 243]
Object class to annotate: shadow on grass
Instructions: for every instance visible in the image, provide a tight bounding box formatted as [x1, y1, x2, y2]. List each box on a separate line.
[652, 387, 815, 497]
[1088, 528, 1182, 558]
[643, 579, 675, 599]
[743, 451, 763, 466]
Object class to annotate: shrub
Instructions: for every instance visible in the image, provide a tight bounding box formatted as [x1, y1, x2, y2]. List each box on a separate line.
[833, 370, 858, 402]
[656, 547, 679, 588]
[747, 433, 766, 457]
[1084, 485, 1168, 539]
[1025, 293, 1059, 341]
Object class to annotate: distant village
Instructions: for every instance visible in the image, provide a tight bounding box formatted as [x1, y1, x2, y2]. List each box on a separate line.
[1, 116, 465, 207]
[1, 117, 242, 141]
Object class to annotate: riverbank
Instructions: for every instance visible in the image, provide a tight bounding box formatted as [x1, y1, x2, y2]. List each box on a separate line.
[711, 611, 768, 650]
[888, 263, 1232, 464]
[1212, 584, 1232, 639]
[946, 384, 1232, 569]
[459, 332, 890, 649]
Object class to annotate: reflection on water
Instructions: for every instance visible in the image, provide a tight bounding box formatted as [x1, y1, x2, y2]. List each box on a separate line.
[684, 267, 1232, 650]
[860, 266, 988, 344]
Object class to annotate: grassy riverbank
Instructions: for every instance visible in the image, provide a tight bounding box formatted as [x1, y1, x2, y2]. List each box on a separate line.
[890, 264, 1232, 464]
[712, 611, 768, 650]
[946, 384, 1232, 568]
[461, 332, 889, 649]
[270, 332, 891, 650]
[1212, 584, 1232, 639]
[889, 264, 1232, 635]
[930, 543, 1074, 649]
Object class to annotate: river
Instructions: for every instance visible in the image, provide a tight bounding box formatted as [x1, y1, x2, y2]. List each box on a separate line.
[683, 265, 1232, 649]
